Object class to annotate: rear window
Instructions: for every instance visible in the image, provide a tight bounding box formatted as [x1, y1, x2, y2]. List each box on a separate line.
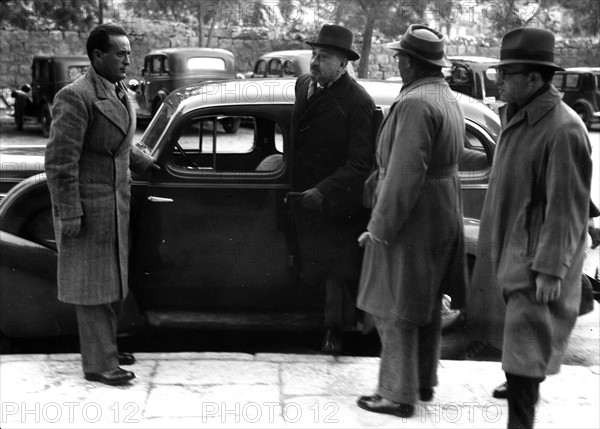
[188, 57, 226, 71]
[67, 65, 88, 81]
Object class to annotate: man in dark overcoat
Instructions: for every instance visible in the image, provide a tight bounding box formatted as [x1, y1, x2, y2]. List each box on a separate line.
[356, 24, 467, 418]
[45, 24, 157, 385]
[290, 24, 378, 354]
[469, 28, 592, 429]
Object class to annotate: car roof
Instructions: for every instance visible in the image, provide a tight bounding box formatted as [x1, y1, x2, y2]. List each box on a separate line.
[259, 50, 312, 60]
[146, 47, 234, 58]
[32, 55, 89, 62]
[449, 56, 499, 64]
[166, 78, 500, 138]
[561, 67, 600, 73]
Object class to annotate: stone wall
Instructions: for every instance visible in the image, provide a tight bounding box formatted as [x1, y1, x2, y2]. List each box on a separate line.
[1, 21, 598, 88]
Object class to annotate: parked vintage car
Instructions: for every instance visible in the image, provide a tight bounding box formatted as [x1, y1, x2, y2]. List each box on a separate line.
[250, 49, 356, 79]
[444, 56, 503, 113]
[0, 78, 500, 342]
[551, 67, 600, 130]
[11, 55, 89, 137]
[132, 47, 243, 133]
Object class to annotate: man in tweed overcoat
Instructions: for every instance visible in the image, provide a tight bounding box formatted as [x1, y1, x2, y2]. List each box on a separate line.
[45, 24, 157, 386]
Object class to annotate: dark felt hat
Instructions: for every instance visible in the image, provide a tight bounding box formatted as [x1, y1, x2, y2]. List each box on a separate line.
[306, 24, 360, 61]
[497, 27, 564, 70]
[386, 24, 451, 68]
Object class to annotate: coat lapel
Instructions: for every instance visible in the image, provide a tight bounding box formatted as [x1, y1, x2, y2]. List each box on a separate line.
[299, 73, 352, 123]
[90, 67, 130, 138]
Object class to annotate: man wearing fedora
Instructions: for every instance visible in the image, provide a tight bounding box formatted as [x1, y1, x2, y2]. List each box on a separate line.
[469, 27, 592, 429]
[356, 24, 467, 418]
[290, 24, 378, 354]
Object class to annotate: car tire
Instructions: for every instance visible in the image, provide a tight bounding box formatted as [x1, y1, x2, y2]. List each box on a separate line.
[221, 117, 241, 134]
[574, 104, 592, 130]
[40, 103, 52, 138]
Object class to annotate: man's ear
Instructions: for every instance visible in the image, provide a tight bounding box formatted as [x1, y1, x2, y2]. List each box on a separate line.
[92, 49, 103, 63]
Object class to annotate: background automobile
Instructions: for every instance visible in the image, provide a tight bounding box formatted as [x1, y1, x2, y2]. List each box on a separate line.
[10, 55, 89, 137]
[131, 47, 243, 134]
[249, 49, 356, 79]
[445, 56, 503, 114]
[0, 78, 500, 345]
[552, 67, 600, 130]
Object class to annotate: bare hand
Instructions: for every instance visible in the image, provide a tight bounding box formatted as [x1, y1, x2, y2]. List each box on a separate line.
[535, 272, 561, 303]
[149, 156, 160, 170]
[60, 217, 81, 237]
[301, 188, 324, 210]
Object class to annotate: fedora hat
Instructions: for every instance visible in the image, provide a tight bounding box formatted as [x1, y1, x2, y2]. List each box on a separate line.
[497, 27, 564, 70]
[386, 24, 451, 68]
[306, 24, 360, 61]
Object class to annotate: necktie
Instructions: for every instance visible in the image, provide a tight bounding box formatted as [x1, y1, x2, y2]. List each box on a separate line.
[115, 84, 126, 105]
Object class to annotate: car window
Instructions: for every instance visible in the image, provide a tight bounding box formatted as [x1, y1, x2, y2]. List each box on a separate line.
[67, 65, 88, 81]
[254, 60, 267, 77]
[282, 60, 296, 77]
[595, 75, 600, 89]
[551, 73, 564, 89]
[267, 59, 283, 77]
[167, 115, 284, 175]
[564, 73, 581, 90]
[459, 124, 493, 175]
[188, 57, 226, 71]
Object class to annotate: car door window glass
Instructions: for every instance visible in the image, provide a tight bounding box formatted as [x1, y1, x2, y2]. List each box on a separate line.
[168, 115, 284, 175]
[254, 60, 267, 77]
[188, 57, 226, 71]
[459, 126, 492, 175]
[551, 73, 564, 89]
[267, 59, 283, 77]
[565, 74, 580, 90]
[282, 60, 296, 77]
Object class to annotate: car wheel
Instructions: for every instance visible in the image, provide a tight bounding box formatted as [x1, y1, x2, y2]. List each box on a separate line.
[574, 104, 592, 130]
[221, 117, 241, 134]
[40, 104, 52, 138]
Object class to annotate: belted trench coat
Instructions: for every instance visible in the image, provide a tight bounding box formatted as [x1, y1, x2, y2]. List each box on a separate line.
[357, 77, 468, 325]
[45, 66, 154, 305]
[467, 86, 592, 377]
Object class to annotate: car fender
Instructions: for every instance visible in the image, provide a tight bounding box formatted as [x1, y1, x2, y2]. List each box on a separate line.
[0, 174, 146, 338]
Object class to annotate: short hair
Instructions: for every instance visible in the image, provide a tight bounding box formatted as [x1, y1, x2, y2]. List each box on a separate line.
[86, 24, 127, 61]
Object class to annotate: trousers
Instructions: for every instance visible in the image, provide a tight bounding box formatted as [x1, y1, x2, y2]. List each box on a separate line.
[75, 302, 121, 373]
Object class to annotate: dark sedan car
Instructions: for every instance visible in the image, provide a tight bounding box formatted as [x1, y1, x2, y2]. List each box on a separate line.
[0, 79, 499, 341]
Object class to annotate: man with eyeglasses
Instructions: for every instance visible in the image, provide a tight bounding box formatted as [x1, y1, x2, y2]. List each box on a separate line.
[289, 24, 378, 355]
[469, 27, 592, 429]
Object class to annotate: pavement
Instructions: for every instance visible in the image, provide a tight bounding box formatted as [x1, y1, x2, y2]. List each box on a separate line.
[1, 352, 598, 428]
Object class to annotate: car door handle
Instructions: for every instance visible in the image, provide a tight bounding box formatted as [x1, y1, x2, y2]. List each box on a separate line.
[148, 196, 173, 203]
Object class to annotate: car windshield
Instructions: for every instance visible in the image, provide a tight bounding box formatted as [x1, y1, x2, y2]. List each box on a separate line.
[138, 102, 175, 153]
[187, 57, 226, 71]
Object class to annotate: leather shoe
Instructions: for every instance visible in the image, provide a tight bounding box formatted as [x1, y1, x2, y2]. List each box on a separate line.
[118, 352, 136, 366]
[84, 367, 135, 386]
[492, 382, 508, 399]
[357, 394, 414, 418]
[420, 387, 434, 402]
[321, 329, 342, 355]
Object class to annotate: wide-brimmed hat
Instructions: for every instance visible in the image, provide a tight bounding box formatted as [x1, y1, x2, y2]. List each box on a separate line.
[306, 24, 360, 61]
[497, 27, 564, 70]
[386, 24, 451, 68]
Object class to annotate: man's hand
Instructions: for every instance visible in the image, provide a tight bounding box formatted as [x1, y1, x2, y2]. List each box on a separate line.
[535, 272, 562, 303]
[149, 156, 160, 170]
[357, 231, 386, 247]
[60, 217, 81, 237]
[301, 188, 324, 210]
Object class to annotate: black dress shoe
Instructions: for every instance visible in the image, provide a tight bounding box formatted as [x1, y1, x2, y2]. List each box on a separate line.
[118, 352, 136, 366]
[84, 367, 135, 386]
[492, 382, 508, 399]
[321, 329, 342, 355]
[420, 387, 434, 402]
[357, 394, 414, 418]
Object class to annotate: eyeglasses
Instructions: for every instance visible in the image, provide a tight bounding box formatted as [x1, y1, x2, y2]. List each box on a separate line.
[485, 67, 532, 81]
[393, 53, 404, 63]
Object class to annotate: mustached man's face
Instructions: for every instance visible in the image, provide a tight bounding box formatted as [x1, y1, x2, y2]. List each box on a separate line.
[310, 47, 347, 86]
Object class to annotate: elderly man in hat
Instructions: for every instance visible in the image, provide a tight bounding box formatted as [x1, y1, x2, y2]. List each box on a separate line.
[289, 24, 378, 354]
[355, 24, 467, 418]
[468, 28, 592, 429]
